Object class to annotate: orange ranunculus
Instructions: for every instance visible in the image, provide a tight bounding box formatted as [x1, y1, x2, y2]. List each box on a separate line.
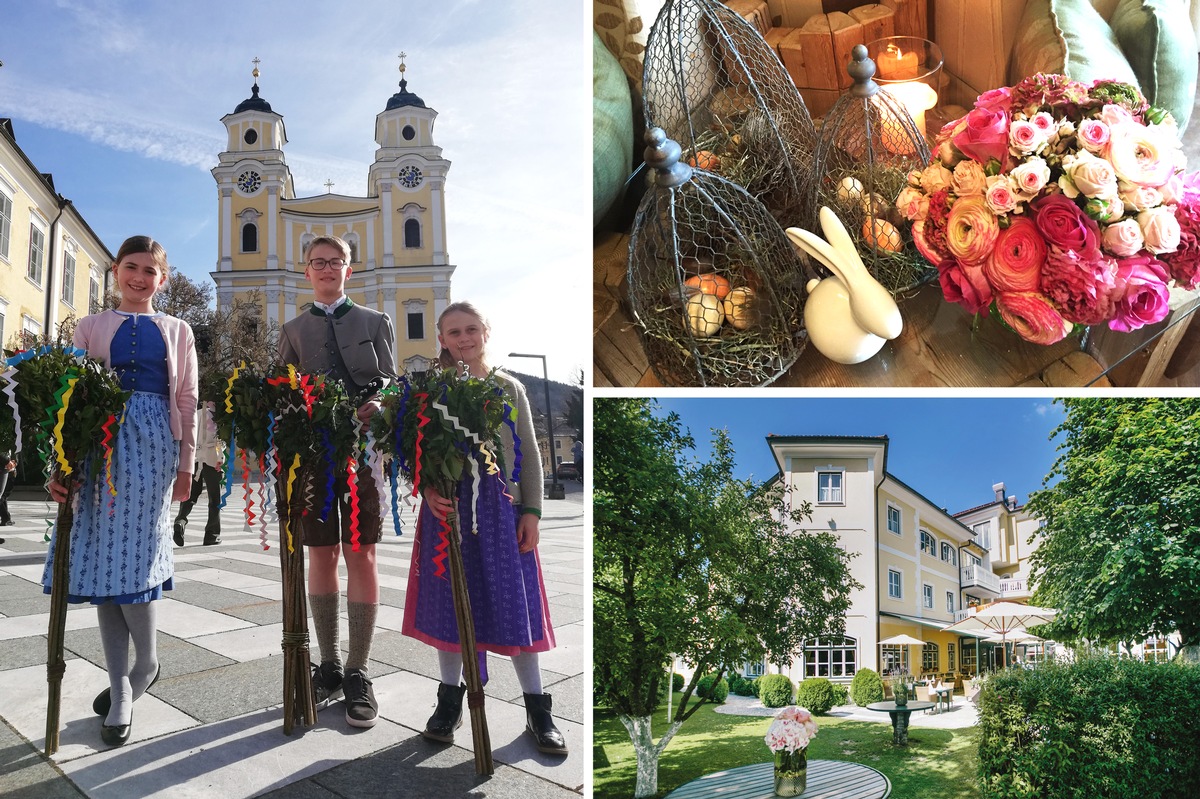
[945, 197, 1000, 264]
[995, 291, 1073, 345]
[983, 217, 1046, 293]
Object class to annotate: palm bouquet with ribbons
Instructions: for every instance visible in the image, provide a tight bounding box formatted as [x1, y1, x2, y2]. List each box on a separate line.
[371, 363, 511, 775]
[2, 343, 130, 754]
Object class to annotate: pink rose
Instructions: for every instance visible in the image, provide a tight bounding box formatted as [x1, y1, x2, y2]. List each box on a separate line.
[952, 160, 988, 197]
[1010, 158, 1051, 198]
[1008, 120, 1046, 156]
[946, 197, 1001, 263]
[995, 292, 1074, 345]
[1032, 193, 1101, 255]
[1099, 103, 1135, 128]
[1031, 112, 1056, 134]
[1040, 246, 1117, 325]
[953, 106, 1011, 168]
[1101, 219, 1145, 257]
[1137, 206, 1181, 254]
[974, 86, 1013, 115]
[939, 259, 994, 315]
[1109, 254, 1171, 331]
[1077, 119, 1111, 153]
[895, 186, 929, 221]
[985, 176, 1019, 214]
[1119, 181, 1163, 212]
[983, 217, 1047, 293]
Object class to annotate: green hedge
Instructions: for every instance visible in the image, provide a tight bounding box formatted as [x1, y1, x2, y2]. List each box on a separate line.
[758, 673, 794, 708]
[851, 668, 885, 707]
[696, 673, 729, 703]
[795, 677, 839, 715]
[978, 656, 1200, 799]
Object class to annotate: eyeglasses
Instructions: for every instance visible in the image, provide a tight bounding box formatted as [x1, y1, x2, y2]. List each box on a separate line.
[308, 258, 347, 271]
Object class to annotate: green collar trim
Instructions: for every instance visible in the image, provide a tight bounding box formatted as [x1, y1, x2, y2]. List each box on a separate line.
[308, 297, 356, 318]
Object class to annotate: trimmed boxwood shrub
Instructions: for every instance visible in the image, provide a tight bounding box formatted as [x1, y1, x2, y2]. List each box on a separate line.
[751, 676, 761, 697]
[978, 655, 1200, 799]
[794, 677, 839, 715]
[850, 668, 885, 707]
[830, 682, 849, 707]
[696, 673, 729, 703]
[729, 674, 755, 696]
[672, 672, 684, 692]
[758, 673, 795, 708]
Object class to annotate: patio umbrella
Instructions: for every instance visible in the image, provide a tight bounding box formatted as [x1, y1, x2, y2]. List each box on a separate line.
[942, 602, 1057, 669]
[879, 633, 926, 676]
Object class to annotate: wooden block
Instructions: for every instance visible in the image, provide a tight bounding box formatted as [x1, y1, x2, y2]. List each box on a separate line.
[777, 28, 809, 86]
[881, 0, 928, 38]
[765, 25, 793, 58]
[764, 0, 824, 28]
[724, 0, 772, 36]
[849, 4, 895, 46]
[934, 0, 1023, 100]
[827, 11, 865, 90]
[797, 14, 839, 89]
[798, 86, 841, 118]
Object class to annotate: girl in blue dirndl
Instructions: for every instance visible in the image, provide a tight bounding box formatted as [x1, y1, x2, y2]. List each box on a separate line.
[43, 235, 198, 747]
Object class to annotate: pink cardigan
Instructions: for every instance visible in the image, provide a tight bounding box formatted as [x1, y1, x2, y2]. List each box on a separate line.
[74, 310, 199, 471]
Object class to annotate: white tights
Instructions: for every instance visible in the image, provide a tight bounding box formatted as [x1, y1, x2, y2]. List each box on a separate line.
[96, 601, 159, 726]
[437, 648, 544, 695]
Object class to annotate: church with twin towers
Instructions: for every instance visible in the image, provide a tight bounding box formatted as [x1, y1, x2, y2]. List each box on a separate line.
[209, 56, 453, 372]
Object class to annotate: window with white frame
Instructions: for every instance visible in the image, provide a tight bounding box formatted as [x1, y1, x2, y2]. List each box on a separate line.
[923, 583, 934, 609]
[804, 636, 857, 678]
[61, 247, 76, 305]
[941, 542, 957, 565]
[922, 642, 938, 672]
[404, 298, 427, 340]
[948, 642, 955, 671]
[946, 591, 955, 613]
[28, 223, 46, 285]
[817, 470, 843, 504]
[0, 183, 12, 260]
[880, 644, 905, 675]
[974, 522, 991, 550]
[21, 314, 40, 347]
[888, 569, 902, 599]
[1143, 638, 1170, 664]
[745, 659, 766, 678]
[960, 641, 976, 672]
[887, 504, 901, 535]
[89, 270, 102, 313]
[920, 529, 936, 556]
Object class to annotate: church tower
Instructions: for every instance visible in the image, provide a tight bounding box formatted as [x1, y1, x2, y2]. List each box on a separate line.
[210, 56, 454, 373]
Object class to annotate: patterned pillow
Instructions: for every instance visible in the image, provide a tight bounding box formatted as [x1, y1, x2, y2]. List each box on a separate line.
[1111, 0, 1199, 129]
[1010, 0, 1141, 87]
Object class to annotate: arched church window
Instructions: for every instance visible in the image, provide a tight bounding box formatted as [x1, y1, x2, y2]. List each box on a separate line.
[404, 218, 421, 249]
[241, 222, 258, 253]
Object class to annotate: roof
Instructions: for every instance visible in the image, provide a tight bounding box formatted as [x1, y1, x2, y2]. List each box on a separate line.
[234, 83, 273, 114]
[385, 78, 426, 110]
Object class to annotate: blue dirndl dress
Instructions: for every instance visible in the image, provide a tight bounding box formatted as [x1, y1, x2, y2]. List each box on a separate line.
[41, 312, 178, 604]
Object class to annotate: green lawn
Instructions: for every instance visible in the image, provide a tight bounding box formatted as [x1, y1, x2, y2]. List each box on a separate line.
[594, 703, 982, 799]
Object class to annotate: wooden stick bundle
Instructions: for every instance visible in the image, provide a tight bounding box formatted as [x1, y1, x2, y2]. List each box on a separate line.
[280, 472, 315, 734]
[44, 482, 75, 756]
[445, 506, 494, 775]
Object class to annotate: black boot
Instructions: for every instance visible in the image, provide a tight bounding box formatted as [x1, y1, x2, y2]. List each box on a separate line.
[203, 521, 221, 546]
[523, 692, 568, 755]
[421, 682, 466, 743]
[172, 519, 185, 547]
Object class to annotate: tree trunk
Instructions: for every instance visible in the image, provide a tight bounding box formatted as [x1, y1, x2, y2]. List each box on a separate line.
[618, 714, 683, 799]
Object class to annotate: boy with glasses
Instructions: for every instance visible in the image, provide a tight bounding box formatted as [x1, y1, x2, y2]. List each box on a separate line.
[278, 235, 398, 728]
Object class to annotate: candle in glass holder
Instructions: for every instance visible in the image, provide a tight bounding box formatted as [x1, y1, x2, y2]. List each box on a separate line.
[877, 43, 918, 81]
[879, 82, 939, 155]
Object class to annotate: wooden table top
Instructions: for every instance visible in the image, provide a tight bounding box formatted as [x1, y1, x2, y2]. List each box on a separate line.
[663, 760, 891, 799]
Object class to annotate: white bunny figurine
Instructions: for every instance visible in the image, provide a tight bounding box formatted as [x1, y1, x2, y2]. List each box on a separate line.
[786, 206, 903, 365]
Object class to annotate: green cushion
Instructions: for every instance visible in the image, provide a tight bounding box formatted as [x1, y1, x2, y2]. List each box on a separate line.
[1111, 0, 1198, 129]
[594, 31, 634, 228]
[1011, 0, 1141, 88]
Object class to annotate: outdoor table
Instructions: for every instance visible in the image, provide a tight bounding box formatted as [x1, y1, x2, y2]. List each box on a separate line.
[662, 760, 891, 799]
[865, 701, 935, 745]
[932, 687, 953, 713]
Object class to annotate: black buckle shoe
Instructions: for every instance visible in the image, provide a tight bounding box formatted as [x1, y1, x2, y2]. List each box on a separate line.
[94, 664, 161, 717]
[311, 661, 344, 711]
[421, 682, 466, 743]
[343, 668, 378, 728]
[523, 692, 568, 755]
[173, 520, 185, 547]
[100, 707, 132, 747]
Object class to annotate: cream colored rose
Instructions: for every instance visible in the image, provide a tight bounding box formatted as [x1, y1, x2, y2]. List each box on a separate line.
[1138, 206, 1181, 254]
[1119, 180, 1163, 212]
[1010, 157, 1051, 199]
[952, 160, 988, 197]
[895, 185, 930, 221]
[1101, 219, 1145, 258]
[985, 175, 1018, 214]
[1060, 151, 1119, 201]
[920, 162, 953, 193]
[1105, 122, 1178, 187]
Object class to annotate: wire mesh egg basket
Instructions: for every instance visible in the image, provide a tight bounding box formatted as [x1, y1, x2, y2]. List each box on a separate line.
[642, 0, 817, 229]
[627, 128, 807, 387]
[811, 45, 935, 294]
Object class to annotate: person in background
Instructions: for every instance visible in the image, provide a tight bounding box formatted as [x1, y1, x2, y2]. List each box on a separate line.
[0, 450, 15, 541]
[44, 235, 198, 747]
[571, 438, 583, 482]
[173, 401, 224, 546]
[278, 234, 396, 730]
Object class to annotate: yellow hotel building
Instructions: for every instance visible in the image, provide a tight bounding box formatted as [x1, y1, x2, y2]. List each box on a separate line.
[210, 60, 452, 372]
[760, 435, 1043, 686]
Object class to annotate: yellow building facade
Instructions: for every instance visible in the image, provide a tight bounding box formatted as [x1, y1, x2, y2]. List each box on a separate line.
[210, 62, 453, 372]
[762, 436, 1036, 687]
[0, 120, 111, 350]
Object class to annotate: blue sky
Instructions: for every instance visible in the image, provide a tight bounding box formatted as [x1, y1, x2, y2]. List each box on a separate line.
[650, 397, 1068, 514]
[0, 0, 588, 383]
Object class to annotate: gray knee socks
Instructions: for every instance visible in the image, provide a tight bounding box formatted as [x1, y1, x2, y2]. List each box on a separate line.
[437, 649, 545, 694]
[308, 592, 341, 667]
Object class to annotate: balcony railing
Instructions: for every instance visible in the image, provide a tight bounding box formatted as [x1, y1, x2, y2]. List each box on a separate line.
[960, 564, 1001, 594]
[999, 577, 1030, 597]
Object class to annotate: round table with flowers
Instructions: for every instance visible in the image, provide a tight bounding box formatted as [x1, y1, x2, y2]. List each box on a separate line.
[661, 761, 891, 799]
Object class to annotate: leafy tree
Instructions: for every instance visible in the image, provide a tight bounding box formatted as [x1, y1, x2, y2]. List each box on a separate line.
[564, 367, 584, 439]
[594, 398, 859, 798]
[1026, 398, 1200, 651]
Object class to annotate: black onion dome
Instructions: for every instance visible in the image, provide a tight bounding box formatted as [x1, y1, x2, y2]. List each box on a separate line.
[385, 78, 426, 110]
[234, 84, 273, 113]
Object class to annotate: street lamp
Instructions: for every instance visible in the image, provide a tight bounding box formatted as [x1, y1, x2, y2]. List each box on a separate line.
[508, 352, 566, 500]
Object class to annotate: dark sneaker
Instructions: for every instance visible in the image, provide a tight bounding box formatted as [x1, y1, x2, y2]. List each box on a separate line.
[342, 668, 377, 728]
[311, 661, 344, 711]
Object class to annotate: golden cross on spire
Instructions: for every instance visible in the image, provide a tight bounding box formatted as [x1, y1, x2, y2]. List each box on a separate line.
[252, 56, 261, 82]
[398, 51, 407, 76]
[324, 179, 334, 193]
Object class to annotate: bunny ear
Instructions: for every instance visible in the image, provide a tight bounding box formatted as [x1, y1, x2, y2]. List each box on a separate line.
[818, 207, 869, 277]
[785, 226, 849, 285]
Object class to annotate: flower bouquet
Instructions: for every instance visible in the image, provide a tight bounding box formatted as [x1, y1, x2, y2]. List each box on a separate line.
[765, 705, 818, 797]
[896, 73, 1197, 345]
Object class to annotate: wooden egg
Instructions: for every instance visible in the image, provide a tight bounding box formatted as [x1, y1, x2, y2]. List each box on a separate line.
[685, 293, 724, 337]
[862, 217, 904, 253]
[722, 287, 757, 331]
[684, 272, 732, 299]
[837, 176, 864, 205]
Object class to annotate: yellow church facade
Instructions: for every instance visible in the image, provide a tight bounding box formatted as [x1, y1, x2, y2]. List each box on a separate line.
[209, 61, 453, 372]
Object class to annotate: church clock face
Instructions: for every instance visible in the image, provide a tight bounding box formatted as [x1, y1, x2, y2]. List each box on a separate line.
[398, 165, 423, 189]
[237, 170, 262, 194]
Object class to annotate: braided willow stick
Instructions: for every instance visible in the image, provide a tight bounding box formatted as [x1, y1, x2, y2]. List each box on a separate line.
[445, 505, 494, 775]
[44, 480, 75, 755]
[280, 468, 315, 734]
